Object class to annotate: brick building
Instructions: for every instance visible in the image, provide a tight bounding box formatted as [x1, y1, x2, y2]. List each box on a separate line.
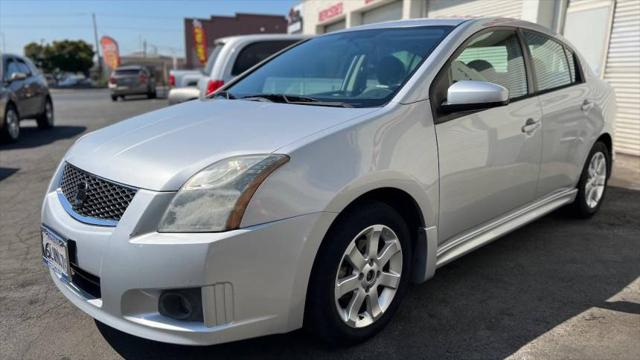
[184, 13, 287, 69]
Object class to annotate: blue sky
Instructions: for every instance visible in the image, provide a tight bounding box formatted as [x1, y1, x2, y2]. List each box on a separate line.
[0, 0, 296, 57]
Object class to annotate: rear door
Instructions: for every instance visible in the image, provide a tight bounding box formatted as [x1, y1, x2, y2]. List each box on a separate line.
[432, 28, 543, 243]
[20, 57, 46, 115]
[521, 30, 594, 197]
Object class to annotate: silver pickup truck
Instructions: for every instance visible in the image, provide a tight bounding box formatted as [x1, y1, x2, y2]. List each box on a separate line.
[167, 69, 203, 105]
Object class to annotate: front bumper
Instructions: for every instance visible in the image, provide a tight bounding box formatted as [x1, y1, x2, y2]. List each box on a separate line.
[42, 188, 335, 345]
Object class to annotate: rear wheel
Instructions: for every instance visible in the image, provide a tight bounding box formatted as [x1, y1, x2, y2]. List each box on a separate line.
[570, 141, 610, 217]
[1, 104, 20, 143]
[36, 97, 54, 129]
[147, 87, 157, 99]
[306, 201, 412, 345]
[111, 95, 117, 101]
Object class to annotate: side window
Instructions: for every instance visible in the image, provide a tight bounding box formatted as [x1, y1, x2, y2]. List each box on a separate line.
[23, 58, 40, 75]
[448, 30, 528, 99]
[564, 47, 580, 83]
[231, 40, 298, 76]
[523, 31, 572, 92]
[16, 60, 32, 77]
[6, 60, 21, 80]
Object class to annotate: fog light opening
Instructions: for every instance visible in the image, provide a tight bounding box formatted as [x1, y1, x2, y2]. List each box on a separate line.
[159, 291, 194, 321]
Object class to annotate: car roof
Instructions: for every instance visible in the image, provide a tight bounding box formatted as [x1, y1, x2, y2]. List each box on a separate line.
[215, 33, 310, 45]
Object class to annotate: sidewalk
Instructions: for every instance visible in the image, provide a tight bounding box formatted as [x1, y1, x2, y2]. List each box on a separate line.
[611, 153, 640, 190]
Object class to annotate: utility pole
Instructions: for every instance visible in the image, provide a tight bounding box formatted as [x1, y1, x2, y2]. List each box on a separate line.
[92, 13, 103, 79]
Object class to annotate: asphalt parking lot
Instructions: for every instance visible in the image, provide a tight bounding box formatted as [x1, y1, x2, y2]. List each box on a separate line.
[1, 89, 638, 360]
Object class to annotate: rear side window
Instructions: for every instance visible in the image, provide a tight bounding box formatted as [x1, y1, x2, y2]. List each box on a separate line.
[23, 58, 40, 75]
[204, 43, 225, 75]
[115, 69, 141, 76]
[564, 48, 581, 83]
[523, 31, 572, 92]
[231, 40, 298, 76]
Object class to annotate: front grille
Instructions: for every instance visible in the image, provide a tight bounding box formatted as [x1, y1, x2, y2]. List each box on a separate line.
[60, 163, 137, 222]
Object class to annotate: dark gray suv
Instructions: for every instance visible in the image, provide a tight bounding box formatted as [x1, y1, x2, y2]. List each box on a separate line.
[0, 54, 54, 142]
[108, 65, 157, 101]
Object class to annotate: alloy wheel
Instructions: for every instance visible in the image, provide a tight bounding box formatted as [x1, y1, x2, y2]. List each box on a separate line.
[334, 224, 403, 328]
[45, 101, 54, 126]
[585, 152, 606, 208]
[6, 108, 19, 139]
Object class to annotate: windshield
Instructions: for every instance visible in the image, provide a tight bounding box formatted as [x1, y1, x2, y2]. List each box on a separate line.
[204, 43, 225, 75]
[224, 26, 452, 107]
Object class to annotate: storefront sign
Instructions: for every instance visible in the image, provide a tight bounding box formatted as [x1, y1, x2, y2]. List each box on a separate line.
[100, 36, 120, 70]
[192, 19, 208, 65]
[288, 4, 304, 34]
[319, 2, 343, 22]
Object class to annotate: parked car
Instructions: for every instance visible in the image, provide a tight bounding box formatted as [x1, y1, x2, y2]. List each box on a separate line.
[0, 54, 54, 142]
[108, 65, 157, 101]
[42, 18, 615, 346]
[197, 34, 308, 98]
[44, 74, 57, 87]
[56, 74, 94, 88]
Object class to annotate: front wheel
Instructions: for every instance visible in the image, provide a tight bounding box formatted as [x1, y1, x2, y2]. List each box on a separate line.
[571, 141, 610, 218]
[306, 201, 412, 345]
[36, 97, 54, 129]
[1, 105, 20, 143]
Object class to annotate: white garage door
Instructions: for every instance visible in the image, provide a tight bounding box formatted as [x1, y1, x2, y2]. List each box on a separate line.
[324, 19, 346, 33]
[362, 1, 403, 25]
[427, 0, 523, 19]
[603, 0, 640, 155]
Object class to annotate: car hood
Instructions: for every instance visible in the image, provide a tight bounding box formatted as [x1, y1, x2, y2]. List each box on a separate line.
[66, 99, 377, 191]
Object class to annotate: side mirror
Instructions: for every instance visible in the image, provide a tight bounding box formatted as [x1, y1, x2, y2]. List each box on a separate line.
[8, 72, 27, 82]
[441, 80, 509, 113]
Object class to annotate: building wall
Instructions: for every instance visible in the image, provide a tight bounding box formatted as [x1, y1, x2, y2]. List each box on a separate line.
[602, 0, 640, 155]
[184, 13, 287, 68]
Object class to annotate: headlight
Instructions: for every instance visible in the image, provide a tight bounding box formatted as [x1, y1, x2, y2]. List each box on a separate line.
[158, 154, 289, 232]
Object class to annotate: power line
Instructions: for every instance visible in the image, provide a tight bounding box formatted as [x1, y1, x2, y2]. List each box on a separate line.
[0, 25, 182, 32]
[1, 12, 186, 20]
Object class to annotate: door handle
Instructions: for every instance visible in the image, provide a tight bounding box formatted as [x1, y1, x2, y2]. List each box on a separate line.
[581, 99, 594, 112]
[521, 118, 540, 134]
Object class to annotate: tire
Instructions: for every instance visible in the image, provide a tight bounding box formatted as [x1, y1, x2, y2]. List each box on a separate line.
[570, 141, 610, 218]
[36, 97, 54, 129]
[1, 104, 20, 143]
[306, 201, 412, 345]
[147, 88, 157, 99]
[111, 95, 117, 101]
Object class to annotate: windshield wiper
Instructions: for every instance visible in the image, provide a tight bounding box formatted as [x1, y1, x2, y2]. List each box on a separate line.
[239, 93, 352, 108]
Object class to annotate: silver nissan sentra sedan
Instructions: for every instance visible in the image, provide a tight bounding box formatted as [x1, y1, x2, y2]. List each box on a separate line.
[42, 17, 615, 346]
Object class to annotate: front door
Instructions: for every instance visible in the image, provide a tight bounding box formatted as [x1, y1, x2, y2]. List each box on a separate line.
[4, 58, 30, 117]
[432, 29, 543, 243]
